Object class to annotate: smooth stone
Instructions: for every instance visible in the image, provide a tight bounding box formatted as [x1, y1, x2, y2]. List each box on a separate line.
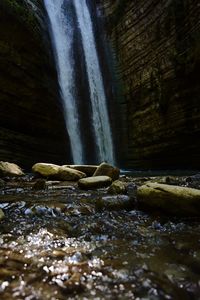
[58, 166, 86, 181]
[32, 163, 60, 177]
[0, 209, 5, 221]
[78, 176, 112, 189]
[93, 162, 120, 181]
[65, 165, 98, 176]
[137, 182, 200, 215]
[0, 161, 24, 177]
[107, 180, 126, 195]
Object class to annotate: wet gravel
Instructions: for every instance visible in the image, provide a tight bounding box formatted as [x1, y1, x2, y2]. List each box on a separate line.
[0, 178, 200, 299]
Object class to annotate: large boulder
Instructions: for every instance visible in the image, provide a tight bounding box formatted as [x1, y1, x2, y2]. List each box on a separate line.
[93, 162, 120, 181]
[32, 163, 60, 178]
[78, 176, 112, 190]
[66, 165, 98, 176]
[107, 180, 126, 195]
[32, 163, 86, 181]
[137, 182, 200, 215]
[0, 161, 24, 177]
[58, 166, 86, 181]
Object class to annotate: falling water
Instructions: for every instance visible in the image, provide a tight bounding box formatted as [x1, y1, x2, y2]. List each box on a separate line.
[44, 0, 84, 164]
[74, 0, 115, 164]
[44, 0, 115, 164]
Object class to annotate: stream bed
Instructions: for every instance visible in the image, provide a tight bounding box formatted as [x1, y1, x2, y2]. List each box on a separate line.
[0, 178, 200, 299]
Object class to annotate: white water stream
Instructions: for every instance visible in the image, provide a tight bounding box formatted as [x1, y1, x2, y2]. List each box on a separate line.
[44, 0, 84, 164]
[44, 0, 114, 164]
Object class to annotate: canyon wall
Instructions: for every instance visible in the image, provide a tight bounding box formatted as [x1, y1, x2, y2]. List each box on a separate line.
[97, 0, 200, 169]
[0, 0, 69, 169]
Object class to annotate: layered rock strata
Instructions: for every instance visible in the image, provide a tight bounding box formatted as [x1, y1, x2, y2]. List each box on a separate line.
[97, 0, 200, 169]
[0, 0, 69, 168]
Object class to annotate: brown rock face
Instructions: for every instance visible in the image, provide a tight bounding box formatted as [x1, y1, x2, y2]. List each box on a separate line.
[0, 0, 69, 169]
[97, 0, 200, 169]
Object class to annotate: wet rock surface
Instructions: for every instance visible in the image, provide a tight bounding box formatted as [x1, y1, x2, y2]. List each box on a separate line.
[0, 174, 200, 299]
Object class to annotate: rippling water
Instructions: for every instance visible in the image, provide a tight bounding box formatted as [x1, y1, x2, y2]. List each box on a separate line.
[0, 181, 200, 299]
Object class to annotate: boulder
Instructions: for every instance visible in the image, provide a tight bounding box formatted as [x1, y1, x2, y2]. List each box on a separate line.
[65, 165, 98, 176]
[0, 161, 24, 177]
[32, 163, 60, 178]
[78, 176, 112, 189]
[58, 166, 86, 181]
[108, 180, 126, 195]
[0, 209, 4, 221]
[93, 162, 120, 181]
[32, 163, 86, 181]
[137, 182, 200, 215]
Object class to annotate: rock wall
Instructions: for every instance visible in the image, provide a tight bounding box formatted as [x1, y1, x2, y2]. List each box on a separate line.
[97, 0, 200, 169]
[0, 0, 69, 169]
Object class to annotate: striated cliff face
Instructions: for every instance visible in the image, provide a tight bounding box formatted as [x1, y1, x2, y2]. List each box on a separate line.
[97, 0, 200, 169]
[0, 0, 69, 169]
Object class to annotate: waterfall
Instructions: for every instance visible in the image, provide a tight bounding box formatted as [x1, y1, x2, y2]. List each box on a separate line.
[44, 0, 84, 164]
[44, 0, 115, 165]
[73, 0, 114, 164]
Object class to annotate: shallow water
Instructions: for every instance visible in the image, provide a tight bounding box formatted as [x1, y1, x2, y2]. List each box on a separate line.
[0, 182, 200, 299]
